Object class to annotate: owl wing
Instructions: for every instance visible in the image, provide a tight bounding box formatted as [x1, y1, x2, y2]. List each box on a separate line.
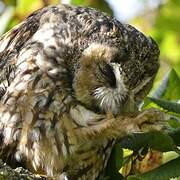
[0, 8, 42, 98]
[0, 6, 76, 171]
[0, 9, 41, 162]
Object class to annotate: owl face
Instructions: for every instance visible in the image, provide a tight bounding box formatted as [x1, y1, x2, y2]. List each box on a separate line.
[73, 42, 159, 115]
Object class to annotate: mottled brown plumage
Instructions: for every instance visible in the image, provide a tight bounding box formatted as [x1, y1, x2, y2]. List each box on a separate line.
[0, 4, 159, 179]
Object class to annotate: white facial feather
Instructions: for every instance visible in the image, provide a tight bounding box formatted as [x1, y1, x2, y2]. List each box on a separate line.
[93, 63, 128, 114]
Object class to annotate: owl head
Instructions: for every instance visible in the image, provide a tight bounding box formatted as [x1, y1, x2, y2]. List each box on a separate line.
[73, 37, 159, 116]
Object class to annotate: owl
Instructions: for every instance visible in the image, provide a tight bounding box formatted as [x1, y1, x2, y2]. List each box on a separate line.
[0, 4, 160, 179]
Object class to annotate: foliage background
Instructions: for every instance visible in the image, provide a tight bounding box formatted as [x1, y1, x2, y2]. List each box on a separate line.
[0, 0, 179, 179]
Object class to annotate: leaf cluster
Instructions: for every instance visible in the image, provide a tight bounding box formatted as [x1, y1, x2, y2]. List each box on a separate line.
[106, 69, 180, 179]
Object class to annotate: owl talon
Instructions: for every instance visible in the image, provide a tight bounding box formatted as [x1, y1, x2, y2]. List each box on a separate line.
[133, 108, 166, 132]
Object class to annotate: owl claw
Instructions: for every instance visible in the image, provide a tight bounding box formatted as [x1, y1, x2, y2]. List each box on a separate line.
[133, 108, 166, 132]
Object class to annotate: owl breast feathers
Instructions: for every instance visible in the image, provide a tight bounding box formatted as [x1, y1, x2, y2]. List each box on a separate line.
[0, 4, 159, 179]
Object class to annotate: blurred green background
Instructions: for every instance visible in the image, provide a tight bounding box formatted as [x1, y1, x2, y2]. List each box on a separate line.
[0, 0, 179, 81]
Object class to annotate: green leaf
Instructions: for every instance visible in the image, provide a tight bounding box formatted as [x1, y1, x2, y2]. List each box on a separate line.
[119, 131, 176, 152]
[119, 133, 147, 152]
[127, 157, 180, 180]
[105, 144, 123, 179]
[151, 70, 170, 99]
[149, 97, 180, 114]
[152, 69, 180, 100]
[143, 69, 180, 109]
[168, 128, 180, 146]
[148, 132, 175, 152]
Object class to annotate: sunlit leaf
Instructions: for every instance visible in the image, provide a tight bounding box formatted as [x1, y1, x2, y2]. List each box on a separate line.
[163, 151, 179, 164]
[123, 149, 133, 157]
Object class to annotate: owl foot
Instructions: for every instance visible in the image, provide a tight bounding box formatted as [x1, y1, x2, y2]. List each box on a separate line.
[132, 108, 166, 133]
[73, 107, 166, 142]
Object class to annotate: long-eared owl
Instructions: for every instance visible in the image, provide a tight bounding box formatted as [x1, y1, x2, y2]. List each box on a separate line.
[0, 4, 159, 179]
